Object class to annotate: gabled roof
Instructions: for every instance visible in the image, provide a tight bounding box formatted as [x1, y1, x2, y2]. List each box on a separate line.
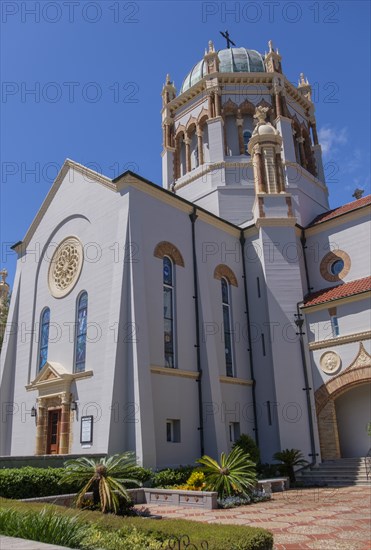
[13, 159, 241, 253]
[308, 195, 371, 227]
[303, 276, 371, 307]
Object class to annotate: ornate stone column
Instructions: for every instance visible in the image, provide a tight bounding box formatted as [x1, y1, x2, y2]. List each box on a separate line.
[275, 151, 285, 193]
[253, 144, 266, 193]
[214, 89, 221, 117]
[184, 136, 191, 173]
[207, 91, 214, 119]
[59, 393, 71, 455]
[236, 116, 244, 154]
[196, 128, 204, 165]
[35, 398, 47, 455]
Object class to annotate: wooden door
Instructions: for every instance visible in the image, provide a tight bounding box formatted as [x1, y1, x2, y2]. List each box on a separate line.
[47, 409, 61, 454]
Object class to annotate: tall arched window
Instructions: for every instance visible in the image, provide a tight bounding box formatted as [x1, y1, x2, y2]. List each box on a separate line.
[38, 308, 50, 371]
[163, 257, 175, 368]
[74, 291, 88, 373]
[243, 130, 252, 154]
[221, 278, 234, 377]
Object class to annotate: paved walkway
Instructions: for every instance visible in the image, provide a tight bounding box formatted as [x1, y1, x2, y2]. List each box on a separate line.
[0, 536, 73, 550]
[137, 485, 371, 549]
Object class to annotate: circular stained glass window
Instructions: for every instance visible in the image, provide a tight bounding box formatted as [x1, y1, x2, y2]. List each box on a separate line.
[330, 259, 344, 276]
[48, 237, 83, 298]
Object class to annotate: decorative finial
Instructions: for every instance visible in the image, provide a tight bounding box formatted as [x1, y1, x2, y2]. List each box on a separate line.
[268, 40, 274, 53]
[254, 105, 269, 125]
[208, 40, 215, 53]
[166, 74, 171, 85]
[352, 188, 364, 200]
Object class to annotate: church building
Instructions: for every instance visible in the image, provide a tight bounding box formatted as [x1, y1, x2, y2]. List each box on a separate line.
[1, 40, 370, 467]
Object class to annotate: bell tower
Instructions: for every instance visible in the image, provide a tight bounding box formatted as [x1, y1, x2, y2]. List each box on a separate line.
[161, 40, 329, 226]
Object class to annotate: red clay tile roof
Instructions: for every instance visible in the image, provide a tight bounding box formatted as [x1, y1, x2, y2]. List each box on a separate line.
[303, 276, 371, 307]
[308, 195, 371, 227]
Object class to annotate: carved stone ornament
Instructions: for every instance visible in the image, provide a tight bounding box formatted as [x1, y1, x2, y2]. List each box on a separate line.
[320, 351, 341, 375]
[48, 237, 83, 298]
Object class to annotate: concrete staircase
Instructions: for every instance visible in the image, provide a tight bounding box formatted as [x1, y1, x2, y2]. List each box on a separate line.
[297, 457, 371, 486]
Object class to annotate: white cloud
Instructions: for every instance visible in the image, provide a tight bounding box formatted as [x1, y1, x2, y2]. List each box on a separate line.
[318, 125, 347, 156]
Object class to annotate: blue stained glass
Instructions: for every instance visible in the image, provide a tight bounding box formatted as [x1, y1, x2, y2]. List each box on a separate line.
[163, 257, 175, 368]
[221, 280, 234, 377]
[221, 279, 229, 304]
[74, 292, 88, 372]
[330, 259, 344, 276]
[163, 257, 173, 285]
[38, 308, 50, 371]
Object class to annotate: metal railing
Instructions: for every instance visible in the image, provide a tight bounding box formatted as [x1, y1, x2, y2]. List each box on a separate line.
[365, 448, 371, 480]
[163, 535, 209, 549]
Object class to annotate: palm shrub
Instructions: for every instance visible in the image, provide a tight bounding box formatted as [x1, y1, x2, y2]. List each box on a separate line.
[233, 433, 260, 465]
[197, 447, 257, 498]
[59, 453, 141, 513]
[273, 449, 308, 483]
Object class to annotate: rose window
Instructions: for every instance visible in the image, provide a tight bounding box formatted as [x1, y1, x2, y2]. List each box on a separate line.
[48, 237, 83, 298]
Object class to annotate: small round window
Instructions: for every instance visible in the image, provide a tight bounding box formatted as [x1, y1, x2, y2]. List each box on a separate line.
[320, 250, 350, 282]
[330, 259, 345, 276]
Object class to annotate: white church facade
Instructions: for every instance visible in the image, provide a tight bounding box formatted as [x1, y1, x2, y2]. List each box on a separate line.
[1, 41, 370, 468]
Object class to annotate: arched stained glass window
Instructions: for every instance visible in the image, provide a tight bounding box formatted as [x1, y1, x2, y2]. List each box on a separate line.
[243, 130, 252, 153]
[74, 291, 88, 373]
[38, 308, 50, 371]
[221, 278, 234, 377]
[163, 257, 175, 368]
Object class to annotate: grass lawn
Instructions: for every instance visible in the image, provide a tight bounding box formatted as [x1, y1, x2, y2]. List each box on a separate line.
[0, 497, 273, 550]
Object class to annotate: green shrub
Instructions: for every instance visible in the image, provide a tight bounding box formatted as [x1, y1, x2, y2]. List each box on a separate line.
[257, 463, 281, 479]
[273, 449, 308, 483]
[0, 507, 89, 548]
[233, 433, 260, 465]
[0, 498, 274, 550]
[197, 448, 257, 498]
[150, 465, 194, 487]
[82, 525, 163, 550]
[0, 464, 152, 500]
[0, 467, 80, 499]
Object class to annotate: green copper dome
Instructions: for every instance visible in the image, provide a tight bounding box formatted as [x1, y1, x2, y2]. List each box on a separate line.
[180, 47, 265, 94]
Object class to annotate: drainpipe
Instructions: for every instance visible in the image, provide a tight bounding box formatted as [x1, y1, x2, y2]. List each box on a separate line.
[294, 302, 318, 468]
[240, 231, 259, 446]
[300, 229, 312, 295]
[189, 207, 204, 456]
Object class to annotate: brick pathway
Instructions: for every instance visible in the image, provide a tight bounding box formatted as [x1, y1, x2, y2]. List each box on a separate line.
[137, 486, 371, 549]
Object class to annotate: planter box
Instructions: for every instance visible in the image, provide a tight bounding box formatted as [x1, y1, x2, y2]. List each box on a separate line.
[22, 488, 218, 509]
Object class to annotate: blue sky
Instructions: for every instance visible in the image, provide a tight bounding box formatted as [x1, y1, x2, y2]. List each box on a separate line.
[1, 0, 370, 286]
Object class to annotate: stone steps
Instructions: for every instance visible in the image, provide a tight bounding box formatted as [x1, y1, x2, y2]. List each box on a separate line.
[297, 457, 371, 486]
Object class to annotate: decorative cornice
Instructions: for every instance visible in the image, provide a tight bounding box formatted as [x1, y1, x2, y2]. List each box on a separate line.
[308, 331, 371, 351]
[150, 366, 199, 380]
[219, 376, 253, 386]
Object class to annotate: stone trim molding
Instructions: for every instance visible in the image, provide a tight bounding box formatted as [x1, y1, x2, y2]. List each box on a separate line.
[153, 241, 185, 267]
[219, 376, 253, 386]
[320, 250, 351, 282]
[213, 264, 238, 287]
[150, 366, 199, 380]
[309, 330, 371, 350]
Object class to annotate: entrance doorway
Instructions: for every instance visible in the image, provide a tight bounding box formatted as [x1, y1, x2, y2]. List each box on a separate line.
[47, 409, 61, 454]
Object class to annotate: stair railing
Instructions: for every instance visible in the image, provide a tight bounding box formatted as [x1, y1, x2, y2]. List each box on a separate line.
[365, 448, 371, 480]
